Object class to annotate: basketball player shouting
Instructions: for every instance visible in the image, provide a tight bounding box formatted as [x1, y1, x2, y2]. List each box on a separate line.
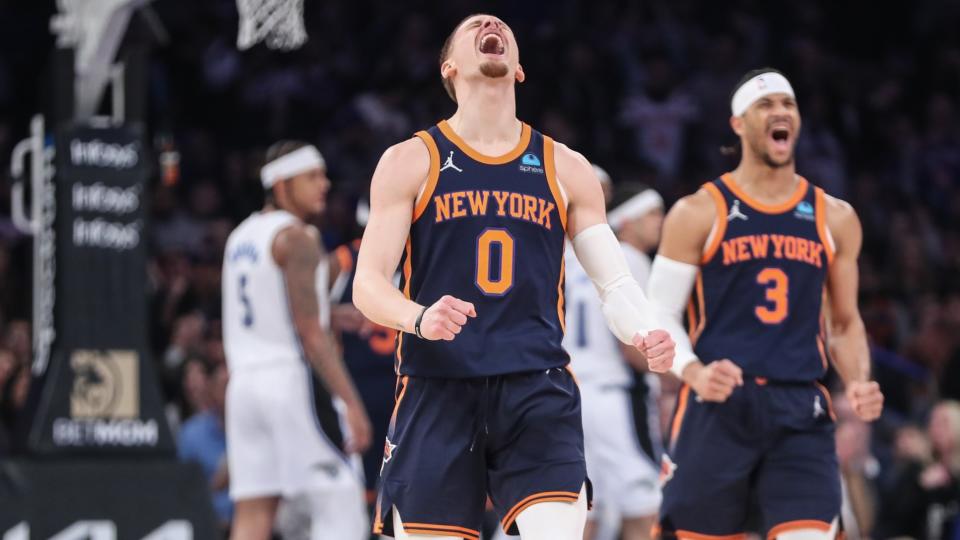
[353, 14, 676, 540]
[647, 69, 884, 540]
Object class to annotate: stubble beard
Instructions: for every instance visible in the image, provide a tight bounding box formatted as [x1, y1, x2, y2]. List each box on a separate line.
[749, 136, 794, 169]
[479, 61, 509, 78]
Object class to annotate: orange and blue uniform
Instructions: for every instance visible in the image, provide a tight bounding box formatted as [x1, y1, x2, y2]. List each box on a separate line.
[658, 174, 842, 539]
[373, 121, 589, 540]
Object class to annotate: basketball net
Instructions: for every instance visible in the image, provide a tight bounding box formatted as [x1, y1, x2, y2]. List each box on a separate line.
[236, 0, 307, 50]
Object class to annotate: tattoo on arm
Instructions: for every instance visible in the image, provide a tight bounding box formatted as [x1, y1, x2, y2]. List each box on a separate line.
[280, 228, 361, 404]
[284, 232, 322, 321]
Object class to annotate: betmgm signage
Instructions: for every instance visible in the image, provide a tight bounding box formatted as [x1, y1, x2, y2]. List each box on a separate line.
[25, 124, 173, 456]
[51, 349, 159, 448]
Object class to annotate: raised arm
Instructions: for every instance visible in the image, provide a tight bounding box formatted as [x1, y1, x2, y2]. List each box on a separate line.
[824, 196, 883, 421]
[648, 189, 744, 401]
[274, 224, 371, 452]
[353, 138, 475, 341]
[554, 142, 674, 372]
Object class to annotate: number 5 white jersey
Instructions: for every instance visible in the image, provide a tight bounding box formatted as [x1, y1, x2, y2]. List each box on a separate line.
[222, 210, 326, 373]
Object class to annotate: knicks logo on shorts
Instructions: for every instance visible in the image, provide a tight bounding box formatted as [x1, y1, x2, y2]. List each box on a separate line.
[381, 437, 397, 475]
[659, 454, 678, 487]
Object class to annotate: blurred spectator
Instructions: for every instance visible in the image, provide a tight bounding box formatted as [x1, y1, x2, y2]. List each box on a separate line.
[619, 51, 698, 185]
[177, 358, 232, 532]
[877, 401, 960, 539]
[4, 320, 30, 367]
[0, 347, 15, 454]
[0, 362, 30, 447]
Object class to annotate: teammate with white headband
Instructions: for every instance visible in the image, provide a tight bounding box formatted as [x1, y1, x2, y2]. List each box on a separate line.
[648, 68, 883, 540]
[223, 140, 372, 539]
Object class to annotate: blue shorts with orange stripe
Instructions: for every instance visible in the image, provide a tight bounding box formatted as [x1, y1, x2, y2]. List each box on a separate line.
[656, 377, 841, 539]
[373, 367, 590, 539]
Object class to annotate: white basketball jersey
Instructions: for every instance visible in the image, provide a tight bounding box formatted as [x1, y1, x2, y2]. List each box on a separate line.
[563, 247, 629, 387]
[563, 242, 653, 387]
[223, 210, 329, 372]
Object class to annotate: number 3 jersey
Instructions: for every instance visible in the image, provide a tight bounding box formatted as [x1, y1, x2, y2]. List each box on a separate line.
[397, 121, 569, 378]
[690, 174, 835, 382]
[222, 210, 330, 372]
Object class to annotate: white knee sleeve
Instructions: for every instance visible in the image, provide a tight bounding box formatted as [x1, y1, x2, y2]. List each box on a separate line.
[392, 507, 462, 540]
[514, 484, 589, 540]
[772, 518, 839, 540]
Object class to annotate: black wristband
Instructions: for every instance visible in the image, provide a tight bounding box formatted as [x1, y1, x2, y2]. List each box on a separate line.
[414, 307, 428, 339]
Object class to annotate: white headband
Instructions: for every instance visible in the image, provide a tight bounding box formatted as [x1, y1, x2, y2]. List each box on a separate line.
[608, 189, 663, 230]
[731, 72, 795, 116]
[261, 145, 325, 188]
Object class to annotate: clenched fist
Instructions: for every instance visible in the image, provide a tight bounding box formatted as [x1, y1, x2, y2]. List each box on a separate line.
[632, 329, 675, 373]
[417, 295, 477, 341]
[685, 359, 744, 402]
[845, 380, 883, 422]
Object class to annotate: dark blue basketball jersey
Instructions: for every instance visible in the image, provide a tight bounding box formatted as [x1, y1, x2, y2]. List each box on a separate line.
[689, 174, 834, 382]
[397, 121, 569, 378]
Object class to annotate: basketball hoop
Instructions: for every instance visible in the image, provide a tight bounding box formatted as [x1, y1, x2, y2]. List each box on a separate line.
[236, 0, 307, 51]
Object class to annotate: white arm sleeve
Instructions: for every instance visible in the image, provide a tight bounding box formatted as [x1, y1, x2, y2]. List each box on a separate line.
[646, 255, 700, 378]
[571, 224, 661, 344]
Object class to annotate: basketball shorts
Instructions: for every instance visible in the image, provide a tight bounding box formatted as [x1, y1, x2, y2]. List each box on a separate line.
[657, 377, 841, 539]
[581, 382, 662, 519]
[226, 362, 364, 501]
[373, 367, 591, 540]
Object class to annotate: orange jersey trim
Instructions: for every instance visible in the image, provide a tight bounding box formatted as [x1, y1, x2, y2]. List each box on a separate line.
[334, 245, 353, 275]
[389, 376, 410, 428]
[720, 173, 809, 215]
[402, 522, 480, 540]
[556, 255, 566, 333]
[542, 136, 568, 232]
[690, 274, 706, 345]
[814, 187, 835, 265]
[395, 238, 414, 369]
[670, 385, 691, 446]
[437, 120, 531, 165]
[817, 334, 829, 372]
[686, 301, 697, 341]
[818, 286, 831, 372]
[565, 365, 580, 386]
[766, 519, 832, 540]
[677, 530, 748, 540]
[413, 131, 441, 222]
[701, 183, 728, 264]
[501, 490, 580, 531]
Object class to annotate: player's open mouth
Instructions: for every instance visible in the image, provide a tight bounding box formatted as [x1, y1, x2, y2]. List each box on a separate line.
[478, 32, 506, 56]
[769, 125, 792, 151]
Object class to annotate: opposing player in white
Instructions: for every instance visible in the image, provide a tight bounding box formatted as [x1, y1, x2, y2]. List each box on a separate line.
[222, 141, 372, 540]
[565, 175, 666, 540]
